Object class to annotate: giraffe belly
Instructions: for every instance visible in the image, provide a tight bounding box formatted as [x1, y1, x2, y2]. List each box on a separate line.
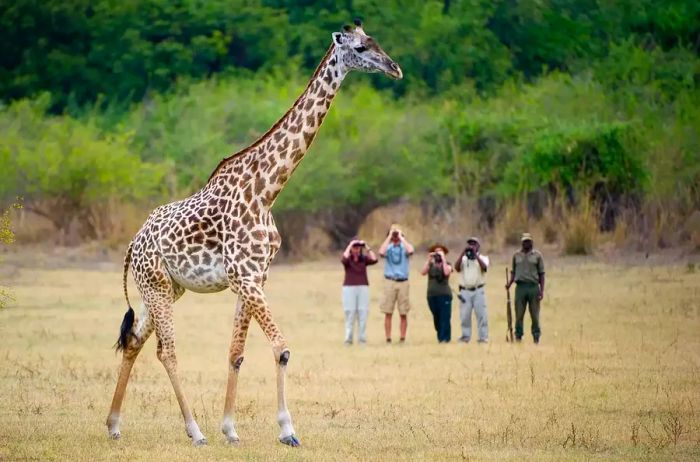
[165, 256, 229, 294]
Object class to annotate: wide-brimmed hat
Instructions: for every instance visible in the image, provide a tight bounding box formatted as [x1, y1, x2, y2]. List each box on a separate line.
[521, 232, 534, 242]
[466, 236, 480, 245]
[428, 243, 449, 254]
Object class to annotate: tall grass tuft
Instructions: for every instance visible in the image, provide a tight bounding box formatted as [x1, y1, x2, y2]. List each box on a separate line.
[497, 200, 531, 248]
[562, 201, 599, 255]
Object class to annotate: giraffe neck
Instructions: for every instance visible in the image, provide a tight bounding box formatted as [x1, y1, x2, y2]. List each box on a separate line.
[208, 44, 347, 207]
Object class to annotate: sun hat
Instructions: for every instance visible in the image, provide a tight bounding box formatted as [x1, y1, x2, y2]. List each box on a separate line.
[521, 232, 533, 242]
[427, 243, 449, 254]
[466, 236, 480, 245]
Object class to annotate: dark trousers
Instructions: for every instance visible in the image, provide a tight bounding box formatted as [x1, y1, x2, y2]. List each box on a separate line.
[427, 295, 452, 342]
[515, 283, 541, 340]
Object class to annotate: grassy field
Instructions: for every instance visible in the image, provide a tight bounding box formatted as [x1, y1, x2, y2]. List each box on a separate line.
[0, 250, 699, 461]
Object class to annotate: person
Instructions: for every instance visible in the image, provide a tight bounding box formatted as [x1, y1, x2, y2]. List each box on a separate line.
[378, 224, 414, 343]
[505, 232, 545, 344]
[341, 238, 378, 345]
[454, 236, 490, 343]
[420, 243, 453, 343]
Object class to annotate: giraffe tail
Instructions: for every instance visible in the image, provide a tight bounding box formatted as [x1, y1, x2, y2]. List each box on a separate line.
[115, 240, 135, 352]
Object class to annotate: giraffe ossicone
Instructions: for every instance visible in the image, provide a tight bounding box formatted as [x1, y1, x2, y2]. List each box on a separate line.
[106, 21, 401, 447]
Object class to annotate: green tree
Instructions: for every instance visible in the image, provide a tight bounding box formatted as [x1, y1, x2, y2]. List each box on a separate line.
[0, 95, 168, 237]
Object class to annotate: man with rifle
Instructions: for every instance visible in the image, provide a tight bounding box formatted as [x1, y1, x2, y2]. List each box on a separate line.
[505, 233, 546, 344]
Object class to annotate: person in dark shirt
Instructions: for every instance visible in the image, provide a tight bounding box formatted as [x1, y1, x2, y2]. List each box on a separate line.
[341, 238, 378, 345]
[505, 233, 546, 343]
[420, 243, 453, 343]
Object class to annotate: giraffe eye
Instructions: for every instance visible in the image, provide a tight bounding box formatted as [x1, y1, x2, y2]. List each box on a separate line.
[354, 46, 367, 53]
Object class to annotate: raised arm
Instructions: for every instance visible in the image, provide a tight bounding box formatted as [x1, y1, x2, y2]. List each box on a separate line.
[378, 233, 392, 257]
[476, 254, 488, 272]
[400, 233, 414, 255]
[454, 249, 465, 272]
[365, 245, 378, 265]
[342, 240, 356, 260]
[442, 260, 452, 276]
[420, 255, 431, 276]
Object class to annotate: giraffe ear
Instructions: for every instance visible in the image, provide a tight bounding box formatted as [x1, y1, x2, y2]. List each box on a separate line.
[332, 32, 344, 45]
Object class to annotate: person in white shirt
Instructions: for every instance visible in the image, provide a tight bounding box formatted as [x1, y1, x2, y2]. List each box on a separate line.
[453, 236, 490, 343]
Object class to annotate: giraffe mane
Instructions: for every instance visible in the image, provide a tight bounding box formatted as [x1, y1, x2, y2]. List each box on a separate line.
[207, 43, 337, 183]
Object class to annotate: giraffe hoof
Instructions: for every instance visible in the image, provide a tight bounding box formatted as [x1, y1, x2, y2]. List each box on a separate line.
[108, 431, 121, 440]
[225, 435, 241, 446]
[193, 437, 208, 446]
[279, 434, 301, 447]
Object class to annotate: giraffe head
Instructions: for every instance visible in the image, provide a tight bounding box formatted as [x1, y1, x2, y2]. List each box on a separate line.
[332, 19, 403, 80]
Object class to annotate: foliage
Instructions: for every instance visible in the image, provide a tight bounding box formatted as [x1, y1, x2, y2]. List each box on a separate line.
[2, 0, 698, 108]
[502, 121, 645, 197]
[0, 203, 20, 246]
[0, 1, 699, 246]
[0, 202, 21, 308]
[0, 96, 167, 236]
[0, 0, 289, 110]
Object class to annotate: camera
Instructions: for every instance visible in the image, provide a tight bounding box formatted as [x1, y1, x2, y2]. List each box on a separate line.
[465, 248, 476, 260]
[391, 230, 399, 239]
[432, 253, 443, 264]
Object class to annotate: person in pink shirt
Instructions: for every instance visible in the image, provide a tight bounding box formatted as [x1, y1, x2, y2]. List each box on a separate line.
[341, 238, 378, 345]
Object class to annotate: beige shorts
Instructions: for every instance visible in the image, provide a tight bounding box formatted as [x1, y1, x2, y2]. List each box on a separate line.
[380, 279, 410, 315]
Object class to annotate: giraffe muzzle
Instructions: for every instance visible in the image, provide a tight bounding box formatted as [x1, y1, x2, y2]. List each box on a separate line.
[386, 62, 403, 80]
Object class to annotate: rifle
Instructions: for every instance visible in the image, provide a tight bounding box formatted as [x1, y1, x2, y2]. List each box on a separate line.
[505, 267, 514, 342]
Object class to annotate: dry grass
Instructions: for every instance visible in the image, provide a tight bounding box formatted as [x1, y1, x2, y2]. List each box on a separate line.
[495, 200, 531, 248]
[1, 251, 699, 461]
[562, 201, 599, 255]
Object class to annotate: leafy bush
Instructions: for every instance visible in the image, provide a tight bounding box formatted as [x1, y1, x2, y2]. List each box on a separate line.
[0, 202, 20, 308]
[0, 96, 168, 238]
[503, 121, 645, 197]
[1, 14, 698, 249]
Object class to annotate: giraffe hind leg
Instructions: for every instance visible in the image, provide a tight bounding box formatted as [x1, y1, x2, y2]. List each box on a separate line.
[106, 304, 154, 439]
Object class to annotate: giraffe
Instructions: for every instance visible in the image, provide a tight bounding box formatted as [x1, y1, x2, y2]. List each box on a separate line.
[105, 19, 402, 447]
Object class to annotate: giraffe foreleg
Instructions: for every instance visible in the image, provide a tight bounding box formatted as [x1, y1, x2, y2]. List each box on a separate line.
[239, 279, 299, 447]
[221, 298, 251, 445]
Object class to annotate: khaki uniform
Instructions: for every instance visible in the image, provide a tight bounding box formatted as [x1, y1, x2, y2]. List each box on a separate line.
[458, 255, 490, 342]
[512, 250, 545, 341]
